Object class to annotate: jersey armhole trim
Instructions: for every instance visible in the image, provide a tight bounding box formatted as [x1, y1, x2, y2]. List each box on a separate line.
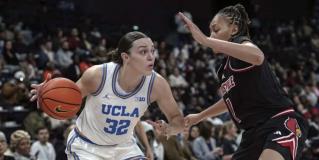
[227, 40, 258, 72]
[228, 58, 256, 72]
[147, 72, 156, 105]
[91, 64, 107, 96]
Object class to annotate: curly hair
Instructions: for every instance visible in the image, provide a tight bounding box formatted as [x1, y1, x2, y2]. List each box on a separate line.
[10, 130, 31, 151]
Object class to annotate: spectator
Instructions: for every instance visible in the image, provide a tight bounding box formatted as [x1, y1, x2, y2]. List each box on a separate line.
[162, 135, 195, 160]
[180, 129, 198, 160]
[23, 110, 47, 139]
[67, 28, 81, 51]
[189, 125, 200, 145]
[192, 121, 223, 160]
[0, 79, 20, 106]
[9, 130, 35, 160]
[0, 131, 15, 160]
[79, 32, 92, 51]
[14, 31, 29, 55]
[220, 121, 238, 160]
[36, 40, 55, 70]
[30, 127, 56, 160]
[55, 40, 73, 69]
[64, 54, 81, 81]
[169, 68, 188, 88]
[2, 40, 19, 65]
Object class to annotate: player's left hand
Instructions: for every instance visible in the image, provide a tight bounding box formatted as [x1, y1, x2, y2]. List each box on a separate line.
[146, 120, 169, 137]
[178, 12, 208, 46]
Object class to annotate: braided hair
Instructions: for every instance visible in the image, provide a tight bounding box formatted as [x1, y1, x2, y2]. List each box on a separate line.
[217, 4, 251, 39]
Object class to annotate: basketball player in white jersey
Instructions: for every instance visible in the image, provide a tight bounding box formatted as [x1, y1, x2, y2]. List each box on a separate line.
[30, 31, 184, 160]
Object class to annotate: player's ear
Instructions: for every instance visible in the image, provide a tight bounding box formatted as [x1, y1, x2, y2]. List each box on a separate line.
[121, 52, 129, 61]
[231, 25, 239, 36]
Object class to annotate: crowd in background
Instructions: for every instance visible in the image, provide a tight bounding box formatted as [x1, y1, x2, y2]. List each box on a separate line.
[0, 1, 319, 160]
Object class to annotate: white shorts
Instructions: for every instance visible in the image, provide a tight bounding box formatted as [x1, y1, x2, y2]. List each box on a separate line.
[65, 129, 147, 160]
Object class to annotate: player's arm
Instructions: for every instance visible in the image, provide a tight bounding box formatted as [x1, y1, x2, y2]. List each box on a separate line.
[150, 74, 184, 136]
[178, 12, 264, 65]
[76, 65, 103, 97]
[204, 39, 264, 65]
[135, 121, 154, 160]
[185, 99, 228, 127]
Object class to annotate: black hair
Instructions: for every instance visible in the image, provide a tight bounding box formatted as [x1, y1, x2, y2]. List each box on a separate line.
[109, 31, 149, 65]
[188, 125, 199, 141]
[36, 126, 49, 134]
[198, 121, 213, 140]
[217, 4, 251, 39]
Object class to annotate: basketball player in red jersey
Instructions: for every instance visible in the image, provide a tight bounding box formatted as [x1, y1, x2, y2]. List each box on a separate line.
[181, 4, 308, 160]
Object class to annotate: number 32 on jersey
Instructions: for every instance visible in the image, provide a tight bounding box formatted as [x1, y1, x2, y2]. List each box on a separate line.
[104, 119, 131, 135]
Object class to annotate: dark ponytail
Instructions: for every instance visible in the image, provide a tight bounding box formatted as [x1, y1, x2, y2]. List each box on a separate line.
[218, 3, 251, 39]
[108, 31, 149, 65]
[107, 49, 121, 64]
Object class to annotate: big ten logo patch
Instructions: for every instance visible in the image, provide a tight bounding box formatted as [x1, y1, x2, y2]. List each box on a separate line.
[135, 96, 145, 102]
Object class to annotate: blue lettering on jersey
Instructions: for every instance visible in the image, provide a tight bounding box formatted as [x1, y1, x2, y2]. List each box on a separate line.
[102, 104, 139, 117]
[104, 118, 130, 135]
[112, 105, 121, 116]
[102, 104, 112, 114]
[121, 108, 130, 116]
[130, 108, 139, 117]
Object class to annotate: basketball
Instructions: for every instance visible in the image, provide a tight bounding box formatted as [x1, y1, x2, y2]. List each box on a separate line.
[39, 78, 82, 120]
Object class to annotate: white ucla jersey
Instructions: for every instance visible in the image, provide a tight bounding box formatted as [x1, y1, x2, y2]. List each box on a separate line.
[76, 62, 156, 145]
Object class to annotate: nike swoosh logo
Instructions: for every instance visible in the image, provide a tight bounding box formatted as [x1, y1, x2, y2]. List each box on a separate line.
[55, 105, 68, 113]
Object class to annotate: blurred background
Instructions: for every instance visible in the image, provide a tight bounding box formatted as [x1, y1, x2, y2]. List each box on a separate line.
[0, 0, 318, 160]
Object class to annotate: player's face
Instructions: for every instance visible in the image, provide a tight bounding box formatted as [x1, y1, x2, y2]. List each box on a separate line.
[209, 14, 238, 41]
[126, 38, 155, 75]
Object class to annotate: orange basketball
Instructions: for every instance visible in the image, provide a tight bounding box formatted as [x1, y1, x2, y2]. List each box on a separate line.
[39, 78, 82, 120]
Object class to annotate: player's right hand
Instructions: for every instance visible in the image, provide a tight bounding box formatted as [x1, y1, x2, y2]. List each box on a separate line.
[178, 12, 208, 46]
[30, 73, 52, 102]
[184, 113, 202, 128]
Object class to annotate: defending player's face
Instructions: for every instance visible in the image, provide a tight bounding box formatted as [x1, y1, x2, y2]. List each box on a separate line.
[126, 38, 155, 75]
[209, 14, 238, 41]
